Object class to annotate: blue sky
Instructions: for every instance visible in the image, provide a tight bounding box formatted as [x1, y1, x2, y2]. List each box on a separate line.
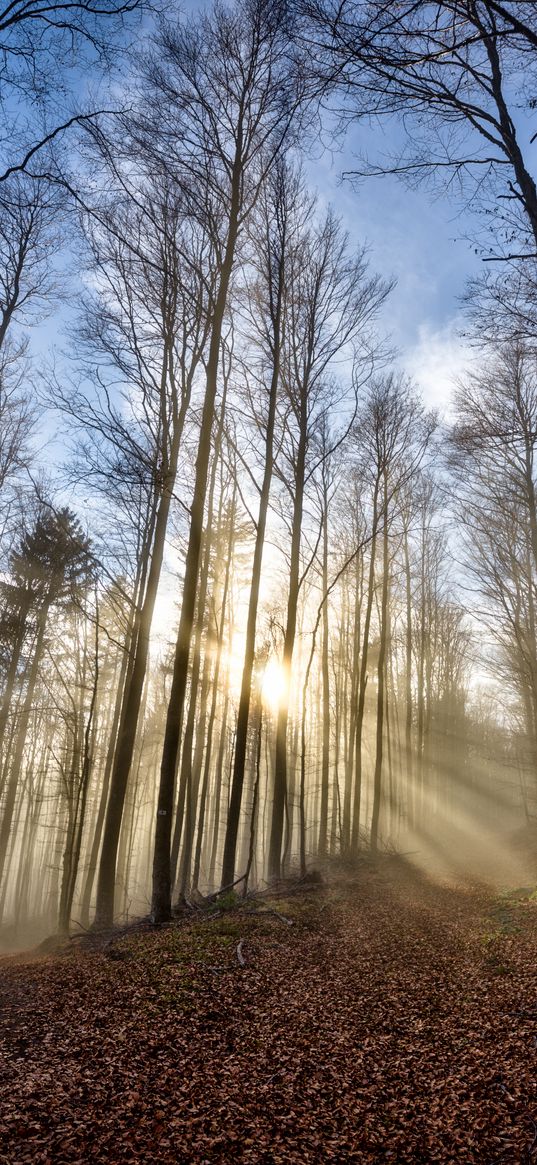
[305, 126, 482, 411]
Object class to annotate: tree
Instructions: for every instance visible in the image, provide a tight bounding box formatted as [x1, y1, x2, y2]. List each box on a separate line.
[451, 340, 537, 779]
[149, 0, 303, 924]
[74, 171, 213, 928]
[349, 378, 435, 852]
[303, 1, 537, 259]
[0, 0, 145, 182]
[267, 206, 389, 881]
[0, 176, 61, 351]
[221, 161, 302, 890]
[0, 507, 92, 901]
[55, 585, 100, 935]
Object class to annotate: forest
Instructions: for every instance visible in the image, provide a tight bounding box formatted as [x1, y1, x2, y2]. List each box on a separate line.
[2, 2, 537, 1162]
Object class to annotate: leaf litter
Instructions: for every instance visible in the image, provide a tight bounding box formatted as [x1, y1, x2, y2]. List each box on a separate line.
[1, 859, 536, 1163]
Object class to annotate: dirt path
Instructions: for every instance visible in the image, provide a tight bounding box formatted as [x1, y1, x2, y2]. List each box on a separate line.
[1, 861, 536, 1163]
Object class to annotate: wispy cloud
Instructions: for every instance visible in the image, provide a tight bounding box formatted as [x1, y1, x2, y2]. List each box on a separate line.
[401, 318, 476, 414]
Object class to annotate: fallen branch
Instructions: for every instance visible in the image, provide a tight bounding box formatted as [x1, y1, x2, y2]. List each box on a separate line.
[240, 907, 294, 927]
[206, 873, 248, 904]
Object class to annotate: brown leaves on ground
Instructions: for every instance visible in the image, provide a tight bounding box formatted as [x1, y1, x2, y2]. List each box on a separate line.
[1, 860, 537, 1163]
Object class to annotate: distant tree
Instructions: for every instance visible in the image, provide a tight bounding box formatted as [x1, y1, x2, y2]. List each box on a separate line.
[267, 207, 389, 881]
[316, 431, 341, 859]
[45, 582, 101, 935]
[350, 378, 435, 852]
[451, 340, 537, 777]
[0, 508, 92, 902]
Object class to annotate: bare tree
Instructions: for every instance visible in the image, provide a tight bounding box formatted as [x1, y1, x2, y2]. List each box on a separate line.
[0, 343, 37, 547]
[0, 176, 61, 350]
[267, 207, 389, 881]
[349, 378, 435, 852]
[221, 161, 305, 890]
[148, 0, 303, 924]
[303, 1, 537, 259]
[58, 164, 213, 928]
[0, 0, 145, 182]
[451, 340, 537, 779]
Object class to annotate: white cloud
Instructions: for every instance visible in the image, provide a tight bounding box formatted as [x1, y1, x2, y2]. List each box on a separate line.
[401, 318, 476, 414]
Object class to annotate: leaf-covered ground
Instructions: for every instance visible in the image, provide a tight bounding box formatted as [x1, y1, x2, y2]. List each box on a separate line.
[1, 860, 537, 1163]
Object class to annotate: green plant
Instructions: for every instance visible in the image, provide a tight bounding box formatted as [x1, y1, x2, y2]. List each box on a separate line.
[216, 890, 240, 911]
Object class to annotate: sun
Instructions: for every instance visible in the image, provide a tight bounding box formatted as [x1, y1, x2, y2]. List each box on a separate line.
[260, 657, 287, 709]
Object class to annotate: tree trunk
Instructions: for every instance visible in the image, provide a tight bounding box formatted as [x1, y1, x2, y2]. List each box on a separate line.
[351, 478, 380, 852]
[268, 403, 307, 882]
[220, 234, 284, 888]
[0, 605, 47, 903]
[79, 643, 129, 928]
[318, 477, 330, 857]
[192, 491, 233, 893]
[403, 521, 414, 828]
[171, 386, 229, 895]
[151, 147, 242, 923]
[94, 386, 188, 926]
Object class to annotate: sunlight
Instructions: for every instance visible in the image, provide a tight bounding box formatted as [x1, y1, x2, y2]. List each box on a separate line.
[261, 657, 287, 710]
[222, 629, 245, 698]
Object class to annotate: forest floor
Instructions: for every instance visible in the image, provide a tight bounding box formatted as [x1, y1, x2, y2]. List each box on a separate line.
[1, 859, 537, 1163]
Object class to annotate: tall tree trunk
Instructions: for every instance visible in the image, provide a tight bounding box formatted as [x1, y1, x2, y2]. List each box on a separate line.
[79, 643, 129, 927]
[59, 617, 100, 935]
[151, 146, 242, 923]
[192, 492, 233, 893]
[268, 399, 307, 882]
[343, 553, 361, 850]
[318, 476, 330, 857]
[244, 706, 262, 895]
[416, 510, 427, 826]
[95, 377, 189, 927]
[220, 234, 284, 888]
[207, 677, 230, 889]
[351, 478, 380, 852]
[331, 639, 343, 853]
[171, 386, 229, 894]
[403, 521, 414, 828]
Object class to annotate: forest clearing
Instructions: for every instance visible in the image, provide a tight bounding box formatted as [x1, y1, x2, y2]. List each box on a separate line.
[2, 856, 537, 1164]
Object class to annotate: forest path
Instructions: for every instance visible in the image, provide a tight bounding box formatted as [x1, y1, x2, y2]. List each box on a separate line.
[1, 861, 537, 1163]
